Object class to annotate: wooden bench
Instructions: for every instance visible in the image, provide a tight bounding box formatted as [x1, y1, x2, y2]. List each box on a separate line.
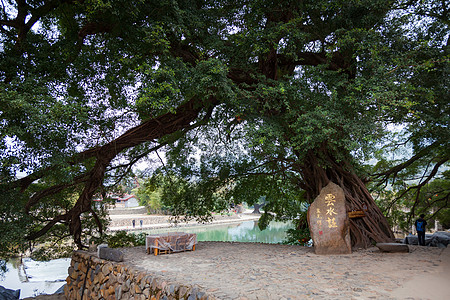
[146, 232, 197, 256]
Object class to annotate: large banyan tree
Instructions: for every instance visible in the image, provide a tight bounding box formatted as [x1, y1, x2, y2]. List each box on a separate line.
[1, 0, 448, 252]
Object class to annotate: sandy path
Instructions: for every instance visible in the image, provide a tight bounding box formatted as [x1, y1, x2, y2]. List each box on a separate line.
[391, 246, 449, 300]
[119, 242, 448, 300]
[23, 243, 448, 299]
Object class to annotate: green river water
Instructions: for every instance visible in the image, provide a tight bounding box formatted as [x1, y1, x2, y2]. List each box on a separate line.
[143, 220, 293, 244]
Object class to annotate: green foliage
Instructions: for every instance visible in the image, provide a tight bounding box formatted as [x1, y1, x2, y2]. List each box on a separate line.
[372, 167, 450, 232]
[133, 232, 147, 246]
[282, 227, 311, 246]
[436, 208, 450, 229]
[136, 187, 163, 212]
[282, 203, 311, 246]
[93, 231, 146, 248]
[158, 172, 229, 223]
[30, 242, 74, 261]
[134, 175, 165, 212]
[105, 231, 136, 248]
[0, 190, 33, 259]
[0, 177, 111, 259]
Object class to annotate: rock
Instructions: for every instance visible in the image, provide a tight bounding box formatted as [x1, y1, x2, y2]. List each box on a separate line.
[68, 266, 76, 279]
[108, 285, 115, 295]
[179, 286, 188, 298]
[0, 285, 20, 300]
[88, 241, 97, 252]
[123, 279, 131, 292]
[101, 264, 110, 275]
[404, 231, 449, 247]
[169, 285, 175, 294]
[79, 262, 87, 273]
[376, 243, 409, 253]
[307, 182, 351, 255]
[429, 231, 450, 247]
[98, 247, 124, 262]
[404, 235, 430, 245]
[97, 243, 108, 257]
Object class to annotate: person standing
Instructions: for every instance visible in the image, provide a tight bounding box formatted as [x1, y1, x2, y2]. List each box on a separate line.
[415, 214, 427, 246]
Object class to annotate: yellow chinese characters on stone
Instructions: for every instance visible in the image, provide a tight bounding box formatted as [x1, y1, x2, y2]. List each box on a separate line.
[327, 217, 338, 228]
[316, 208, 323, 226]
[316, 208, 322, 219]
[316, 208, 324, 234]
[326, 207, 338, 216]
[325, 193, 336, 206]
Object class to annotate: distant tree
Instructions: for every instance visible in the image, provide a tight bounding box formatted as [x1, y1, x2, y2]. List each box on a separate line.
[134, 173, 167, 213]
[252, 197, 266, 214]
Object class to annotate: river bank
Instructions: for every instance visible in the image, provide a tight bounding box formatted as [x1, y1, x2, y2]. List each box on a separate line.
[107, 209, 261, 232]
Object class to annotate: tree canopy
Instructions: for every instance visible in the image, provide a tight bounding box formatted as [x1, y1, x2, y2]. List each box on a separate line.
[1, 0, 448, 255]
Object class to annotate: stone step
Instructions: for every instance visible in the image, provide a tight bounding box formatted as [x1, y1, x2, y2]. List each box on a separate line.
[376, 243, 409, 253]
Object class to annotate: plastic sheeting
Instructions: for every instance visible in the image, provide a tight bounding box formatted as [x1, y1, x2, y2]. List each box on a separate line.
[146, 232, 197, 254]
[404, 231, 450, 247]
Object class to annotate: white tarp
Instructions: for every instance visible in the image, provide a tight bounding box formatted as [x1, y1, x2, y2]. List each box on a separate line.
[146, 232, 197, 253]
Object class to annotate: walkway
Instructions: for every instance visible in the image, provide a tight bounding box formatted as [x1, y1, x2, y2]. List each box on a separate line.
[120, 242, 448, 300]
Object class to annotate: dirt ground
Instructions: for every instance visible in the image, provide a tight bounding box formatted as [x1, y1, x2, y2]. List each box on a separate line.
[24, 242, 449, 299]
[123, 242, 448, 300]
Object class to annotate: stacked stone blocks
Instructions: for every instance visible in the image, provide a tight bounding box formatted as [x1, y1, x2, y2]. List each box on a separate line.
[65, 251, 215, 300]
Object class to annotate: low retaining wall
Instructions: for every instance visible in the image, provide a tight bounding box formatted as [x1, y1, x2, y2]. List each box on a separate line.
[108, 207, 148, 215]
[65, 250, 214, 300]
[108, 215, 170, 228]
[108, 214, 245, 231]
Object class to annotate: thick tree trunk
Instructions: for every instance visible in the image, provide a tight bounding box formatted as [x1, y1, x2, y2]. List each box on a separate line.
[298, 145, 394, 248]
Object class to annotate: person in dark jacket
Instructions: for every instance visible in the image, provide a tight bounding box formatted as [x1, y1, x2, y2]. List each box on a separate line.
[415, 214, 427, 246]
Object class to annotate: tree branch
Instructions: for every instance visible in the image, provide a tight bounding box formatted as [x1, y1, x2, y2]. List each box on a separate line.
[24, 173, 90, 213]
[26, 95, 219, 247]
[373, 142, 440, 185]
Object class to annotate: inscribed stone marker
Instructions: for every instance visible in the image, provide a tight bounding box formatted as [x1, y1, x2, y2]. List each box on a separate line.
[307, 182, 352, 254]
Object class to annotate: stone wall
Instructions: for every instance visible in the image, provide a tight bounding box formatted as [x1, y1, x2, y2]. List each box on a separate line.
[65, 251, 214, 300]
[108, 214, 243, 230]
[108, 206, 148, 215]
[108, 215, 170, 228]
